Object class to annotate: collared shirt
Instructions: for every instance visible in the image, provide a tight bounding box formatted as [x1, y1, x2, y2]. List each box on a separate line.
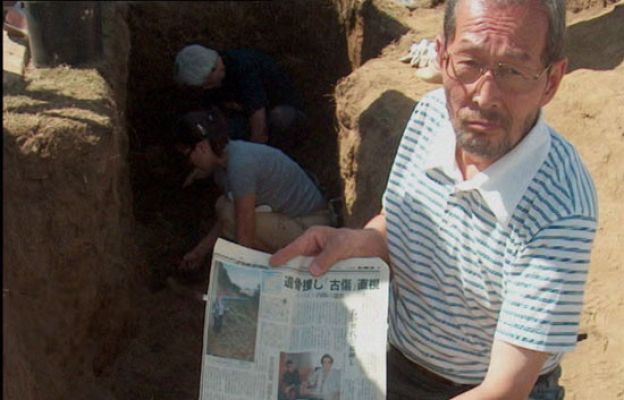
[422, 106, 550, 226]
[383, 88, 598, 384]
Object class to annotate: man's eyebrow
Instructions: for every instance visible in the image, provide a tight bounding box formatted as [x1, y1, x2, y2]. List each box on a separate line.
[455, 40, 532, 62]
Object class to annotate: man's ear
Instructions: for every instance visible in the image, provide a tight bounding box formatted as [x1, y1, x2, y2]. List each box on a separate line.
[436, 34, 445, 69]
[541, 57, 568, 107]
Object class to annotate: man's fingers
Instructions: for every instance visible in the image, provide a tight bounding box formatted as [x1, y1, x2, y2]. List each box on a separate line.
[269, 227, 332, 267]
[269, 233, 317, 266]
[179, 252, 200, 270]
[270, 226, 350, 277]
[183, 169, 197, 188]
[308, 245, 343, 277]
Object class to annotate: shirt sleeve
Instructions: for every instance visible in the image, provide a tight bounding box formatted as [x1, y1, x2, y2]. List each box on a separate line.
[495, 215, 597, 352]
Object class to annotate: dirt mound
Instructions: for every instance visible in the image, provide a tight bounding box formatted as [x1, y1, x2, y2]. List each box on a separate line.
[3, 67, 139, 399]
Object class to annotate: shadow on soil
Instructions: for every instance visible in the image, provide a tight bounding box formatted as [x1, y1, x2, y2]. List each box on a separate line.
[565, 4, 624, 73]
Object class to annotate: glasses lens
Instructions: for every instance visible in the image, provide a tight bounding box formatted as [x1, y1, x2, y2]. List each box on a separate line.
[495, 64, 531, 93]
[447, 55, 480, 83]
[446, 53, 542, 93]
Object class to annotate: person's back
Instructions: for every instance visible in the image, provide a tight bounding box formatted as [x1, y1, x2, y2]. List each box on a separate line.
[208, 49, 304, 114]
[218, 140, 325, 217]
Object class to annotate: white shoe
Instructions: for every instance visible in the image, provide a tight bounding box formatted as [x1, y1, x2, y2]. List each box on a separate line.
[419, 42, 437, 68]
[400, 39, 428, 67]
[415, 62, 442, 84]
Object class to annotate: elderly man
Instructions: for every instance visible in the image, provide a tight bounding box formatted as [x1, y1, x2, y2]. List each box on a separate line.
[270, 0, 597, 399]
[174, 45, 306, 151]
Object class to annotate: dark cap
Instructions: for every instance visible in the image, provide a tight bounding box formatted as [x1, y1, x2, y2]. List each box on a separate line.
[174, 106, 229, 155]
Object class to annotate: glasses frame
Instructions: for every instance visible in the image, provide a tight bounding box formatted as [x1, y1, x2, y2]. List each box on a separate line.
[442, 51, 552, 93]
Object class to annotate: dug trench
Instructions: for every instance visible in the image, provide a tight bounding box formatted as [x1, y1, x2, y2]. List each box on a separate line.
[4, 1, 415, 399]
[4, 1, 623, 399]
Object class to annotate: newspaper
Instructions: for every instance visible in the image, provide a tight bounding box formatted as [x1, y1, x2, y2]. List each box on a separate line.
[199, 238, 390, 400]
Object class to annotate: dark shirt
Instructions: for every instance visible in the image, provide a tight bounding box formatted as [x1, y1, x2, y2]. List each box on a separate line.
[283, 369, 301, 386]
[202, 49, 304, 115]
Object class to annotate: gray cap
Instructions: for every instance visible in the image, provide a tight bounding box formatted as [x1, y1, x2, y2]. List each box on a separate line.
[174, 44, 218, 86]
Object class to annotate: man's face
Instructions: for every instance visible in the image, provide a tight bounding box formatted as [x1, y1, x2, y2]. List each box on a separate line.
[439, 0, 564, 163]
[322, 357, 332, 371]
[203, 56, 226, 89]
[179, 140, 221, 173]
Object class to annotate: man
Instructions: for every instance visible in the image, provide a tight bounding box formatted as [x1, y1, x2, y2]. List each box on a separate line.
[280, 359, 302, 400]
[174, 107, 330, 271]
[174, 44, 306, 151]
[212, 296, 225, 333]
[305, 354, 341, 400]
[270, 0, 598, 399]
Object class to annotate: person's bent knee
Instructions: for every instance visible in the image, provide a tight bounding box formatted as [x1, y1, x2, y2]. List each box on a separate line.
[269, 105, 298, 132]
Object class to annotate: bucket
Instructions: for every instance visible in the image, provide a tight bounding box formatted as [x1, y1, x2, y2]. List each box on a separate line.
[24, 1, 102, 68]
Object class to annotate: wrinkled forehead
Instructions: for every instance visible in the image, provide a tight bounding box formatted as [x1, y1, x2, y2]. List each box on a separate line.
[451, 0, 548, 58]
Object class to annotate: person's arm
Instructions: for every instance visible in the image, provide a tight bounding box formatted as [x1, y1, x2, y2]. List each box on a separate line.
[234, 193, 273, 252]
[183, 167, 211, 188]
[179, 221, 222, 270]
[249, 107, 269, 143]
[451, 340, 549, 400]
[269, 212, 389, 276]
[234, 193, 258, 248]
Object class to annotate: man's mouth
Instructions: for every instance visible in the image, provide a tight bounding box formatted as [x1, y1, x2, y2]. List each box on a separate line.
[464, 119, 502, 132]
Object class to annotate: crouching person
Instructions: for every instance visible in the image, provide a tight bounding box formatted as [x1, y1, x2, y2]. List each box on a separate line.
[174, 106, 331, 271]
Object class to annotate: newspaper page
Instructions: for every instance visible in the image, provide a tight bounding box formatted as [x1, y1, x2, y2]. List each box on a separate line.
[199, 238, 390, 400]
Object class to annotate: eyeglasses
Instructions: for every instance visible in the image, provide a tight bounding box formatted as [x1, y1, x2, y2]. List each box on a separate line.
[443, 51, 551, 94]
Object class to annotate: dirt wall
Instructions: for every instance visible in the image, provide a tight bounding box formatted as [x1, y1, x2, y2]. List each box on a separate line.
[2, 4, 139, 400]
[335, 11, 442, 227]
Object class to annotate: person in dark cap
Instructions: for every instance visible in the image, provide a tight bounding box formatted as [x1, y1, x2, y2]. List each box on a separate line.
[174, 44, 307, 151]
[173, 106, 330, 271]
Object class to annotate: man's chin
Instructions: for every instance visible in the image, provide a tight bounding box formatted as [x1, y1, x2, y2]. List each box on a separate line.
[457, 133, 494, 157]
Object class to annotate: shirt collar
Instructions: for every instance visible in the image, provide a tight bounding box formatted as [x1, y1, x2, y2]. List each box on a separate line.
[424, 111, 551, 226]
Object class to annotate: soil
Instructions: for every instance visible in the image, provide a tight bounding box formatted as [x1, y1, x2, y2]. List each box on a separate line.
[3, 1, 623, 400]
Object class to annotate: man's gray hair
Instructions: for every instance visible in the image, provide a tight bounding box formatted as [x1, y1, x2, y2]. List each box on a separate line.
[443, 0, 566, 64]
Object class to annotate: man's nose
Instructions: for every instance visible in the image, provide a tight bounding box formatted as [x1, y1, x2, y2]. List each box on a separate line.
[471, 70, 503, 109]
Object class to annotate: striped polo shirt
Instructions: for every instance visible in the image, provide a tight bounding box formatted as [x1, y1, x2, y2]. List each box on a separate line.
[384, 88, 598, 384]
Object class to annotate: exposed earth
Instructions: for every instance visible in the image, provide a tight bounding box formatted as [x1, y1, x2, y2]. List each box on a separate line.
[3, 1, 623, 399]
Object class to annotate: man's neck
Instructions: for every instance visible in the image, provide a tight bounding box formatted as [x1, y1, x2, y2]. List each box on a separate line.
[455, 148, 497, 181]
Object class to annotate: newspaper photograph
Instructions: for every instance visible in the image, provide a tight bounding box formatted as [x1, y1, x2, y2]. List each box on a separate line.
[198, 239, 390, 400]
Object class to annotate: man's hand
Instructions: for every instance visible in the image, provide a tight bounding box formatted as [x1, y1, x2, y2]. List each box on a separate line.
[178, 222, 222, 271]
[249, 131, 269, 144]
[179, 246, 207, 270]
[249, 107, 269, 143]
[222, 101, 243, 112]
[269, 213, 388, 276]
[183, 167, 210, 188]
